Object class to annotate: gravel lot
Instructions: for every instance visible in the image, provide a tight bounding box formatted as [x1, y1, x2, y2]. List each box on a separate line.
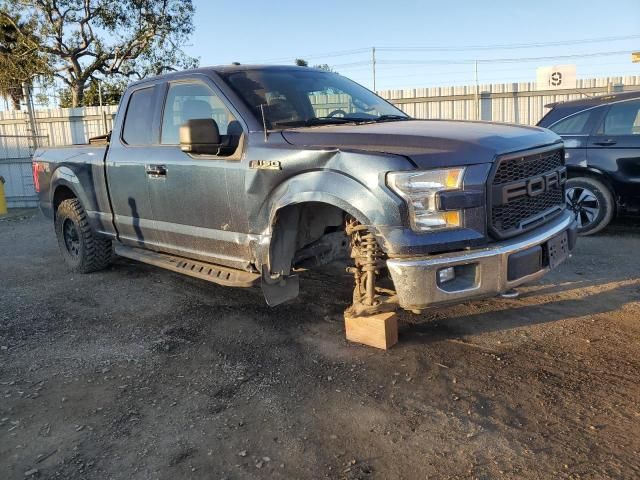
[1, 211, 639, 479]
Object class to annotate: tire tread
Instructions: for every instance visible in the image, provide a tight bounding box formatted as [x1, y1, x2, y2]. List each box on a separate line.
[55, 198, 113, 273]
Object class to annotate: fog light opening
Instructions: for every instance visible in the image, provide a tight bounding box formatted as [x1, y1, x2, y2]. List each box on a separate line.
[438, 266, 456, 284]
[436, 263, 479, 293]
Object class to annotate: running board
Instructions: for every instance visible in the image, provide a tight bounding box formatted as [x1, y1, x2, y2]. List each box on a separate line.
[114, 245, 260, 288]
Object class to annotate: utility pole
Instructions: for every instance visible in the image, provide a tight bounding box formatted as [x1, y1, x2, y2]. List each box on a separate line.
[98, 80, 103, 107]
[21, 82, 39, 151]
[372, 47, 377, 92]
[97, 80, 109, 134]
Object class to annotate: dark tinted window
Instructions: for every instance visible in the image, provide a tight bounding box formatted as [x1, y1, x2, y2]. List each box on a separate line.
[538, 105, 588, 128]
[600, 100, 640, 135]
[122, 87, 156, 145]
[549, 109, 592, 135]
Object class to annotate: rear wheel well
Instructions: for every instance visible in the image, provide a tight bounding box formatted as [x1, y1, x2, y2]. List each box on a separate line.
[567, 167, 617, 211]
[269, 202, 351, 276]
[53, 186, 77, 217]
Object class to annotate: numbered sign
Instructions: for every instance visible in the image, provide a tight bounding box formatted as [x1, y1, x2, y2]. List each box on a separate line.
[536, 65, 577, 90]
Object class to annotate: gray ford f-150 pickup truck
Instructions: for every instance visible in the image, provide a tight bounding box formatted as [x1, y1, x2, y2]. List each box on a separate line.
[34, 65, 576, 316]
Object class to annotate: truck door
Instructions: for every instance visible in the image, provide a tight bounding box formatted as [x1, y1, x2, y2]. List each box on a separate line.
[587, 99, 640, 205]
[145, 78, 251, 270]
[106, 84, 162, 247]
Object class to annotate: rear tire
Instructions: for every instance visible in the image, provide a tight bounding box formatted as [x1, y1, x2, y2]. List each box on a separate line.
[566, 176, 614, 236]
[55, 198, 113, 273]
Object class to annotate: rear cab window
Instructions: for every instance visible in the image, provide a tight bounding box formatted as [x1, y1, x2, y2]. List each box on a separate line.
[121, 87, 157, 145]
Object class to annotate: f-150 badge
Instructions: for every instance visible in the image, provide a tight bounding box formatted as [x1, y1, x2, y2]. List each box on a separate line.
[250, 160, 281, 170]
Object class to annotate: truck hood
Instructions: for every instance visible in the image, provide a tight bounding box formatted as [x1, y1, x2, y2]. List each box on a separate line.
[281, 120, 562, 168]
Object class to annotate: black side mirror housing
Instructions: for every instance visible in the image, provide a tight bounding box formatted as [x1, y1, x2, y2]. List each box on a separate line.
[180, 119, 221, 155]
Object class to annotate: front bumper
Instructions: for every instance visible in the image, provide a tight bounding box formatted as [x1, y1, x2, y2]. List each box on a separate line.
[386, 212, 577, 310]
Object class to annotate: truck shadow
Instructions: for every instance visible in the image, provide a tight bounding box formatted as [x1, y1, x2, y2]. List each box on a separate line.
[127, 197, 144, 245]
[402, 279, 640, 343]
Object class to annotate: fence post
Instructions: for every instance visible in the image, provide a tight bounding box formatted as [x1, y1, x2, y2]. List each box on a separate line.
[480, 91, 492, 121]
[21, 82, 39, 151]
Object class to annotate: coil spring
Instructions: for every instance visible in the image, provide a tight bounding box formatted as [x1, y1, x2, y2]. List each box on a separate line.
[346, 218, 385, 306]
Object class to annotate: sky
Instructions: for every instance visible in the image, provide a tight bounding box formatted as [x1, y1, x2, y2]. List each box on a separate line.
[185, 0, 640, 91]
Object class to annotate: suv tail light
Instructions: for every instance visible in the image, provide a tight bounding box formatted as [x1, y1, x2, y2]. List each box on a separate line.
[32, 161, 40, 193]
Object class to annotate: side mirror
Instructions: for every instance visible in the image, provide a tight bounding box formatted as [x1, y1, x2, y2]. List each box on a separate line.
[179, 119, 221, 154]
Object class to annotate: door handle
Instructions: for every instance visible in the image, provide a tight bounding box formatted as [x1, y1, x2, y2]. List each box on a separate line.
[593, 139, 617, 146]
[145, 164, 167, 177]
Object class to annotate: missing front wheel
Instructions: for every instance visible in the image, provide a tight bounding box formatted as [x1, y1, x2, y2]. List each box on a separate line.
[345, 217, 398, 317]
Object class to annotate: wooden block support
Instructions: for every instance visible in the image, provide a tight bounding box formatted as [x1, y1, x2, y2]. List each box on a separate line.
[344, 311, 398, 350]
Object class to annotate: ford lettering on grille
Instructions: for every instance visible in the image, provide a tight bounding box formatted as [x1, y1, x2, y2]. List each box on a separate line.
[494, 166, 567, 205]
[489, 148, 566, 239]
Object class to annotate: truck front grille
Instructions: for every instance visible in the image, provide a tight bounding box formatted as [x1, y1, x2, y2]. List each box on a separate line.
[489, 148, 566, 239]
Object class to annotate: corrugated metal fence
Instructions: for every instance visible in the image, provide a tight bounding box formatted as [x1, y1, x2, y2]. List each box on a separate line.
[379, 75, 640, 124]
[0, 106, 117, 207]
[0, 135, 49, 207]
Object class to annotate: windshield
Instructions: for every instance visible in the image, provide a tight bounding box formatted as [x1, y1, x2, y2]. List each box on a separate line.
[219, 68, 410, 128]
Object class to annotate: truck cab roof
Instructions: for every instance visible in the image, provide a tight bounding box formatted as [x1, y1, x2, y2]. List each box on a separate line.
[129, 64, 326, 87]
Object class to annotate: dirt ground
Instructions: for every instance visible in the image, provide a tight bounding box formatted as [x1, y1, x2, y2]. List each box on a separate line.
[1, 212, 639, 480]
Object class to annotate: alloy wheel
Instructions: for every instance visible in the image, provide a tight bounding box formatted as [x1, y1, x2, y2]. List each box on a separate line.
[63, 218, 81, 257]
[566, 186, 600, 229]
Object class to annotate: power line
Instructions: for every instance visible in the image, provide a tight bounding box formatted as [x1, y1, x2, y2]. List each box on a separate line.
[369, 50, 632, 66]
[248, 34, 640, 64]
[250, 47, 370, 64]
[375, 34, 640, 52]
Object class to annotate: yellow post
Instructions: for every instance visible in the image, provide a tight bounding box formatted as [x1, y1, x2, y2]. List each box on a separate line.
[0, 176, 7, 216]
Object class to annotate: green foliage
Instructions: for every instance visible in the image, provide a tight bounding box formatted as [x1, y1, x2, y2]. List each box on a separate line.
[0, 10, 51, 109]
[293, 59, 337, 73]
[59, 79, 127, 108]
[314, 64, 337, 73]
[1, 0, 198, 107]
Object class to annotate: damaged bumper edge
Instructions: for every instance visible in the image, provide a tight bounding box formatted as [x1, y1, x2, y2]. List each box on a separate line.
[386, 212, 577, 310]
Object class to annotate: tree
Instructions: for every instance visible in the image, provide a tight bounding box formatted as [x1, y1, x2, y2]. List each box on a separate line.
[293, 59, 337, 73]
[0, 0, 198, 107]
[314, 63, 337, 73]
[59, 78, 126, 107]
[0, 11, 51, 109]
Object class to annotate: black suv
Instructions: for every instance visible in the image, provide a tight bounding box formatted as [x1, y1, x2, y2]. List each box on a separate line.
[538, 91, 640, 235]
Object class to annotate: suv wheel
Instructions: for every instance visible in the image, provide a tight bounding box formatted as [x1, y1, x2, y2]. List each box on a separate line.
[565, 177, 614, 236]
[55, 198, 114, 272]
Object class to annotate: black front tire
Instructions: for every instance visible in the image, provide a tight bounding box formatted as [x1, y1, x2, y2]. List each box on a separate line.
[566, 176, 614, 236]
[55, 198, 113, 273]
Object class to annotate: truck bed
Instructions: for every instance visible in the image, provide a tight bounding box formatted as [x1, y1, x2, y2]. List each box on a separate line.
[35, 144, 107, 164]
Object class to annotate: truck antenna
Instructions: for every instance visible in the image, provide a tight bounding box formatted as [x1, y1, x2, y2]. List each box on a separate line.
[260, 104, 269, 143]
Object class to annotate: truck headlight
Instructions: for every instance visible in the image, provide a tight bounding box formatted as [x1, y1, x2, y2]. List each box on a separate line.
[387, 168, 465, 231]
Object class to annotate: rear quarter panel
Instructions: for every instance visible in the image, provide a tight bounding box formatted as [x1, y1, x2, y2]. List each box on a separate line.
[34, 146, 115, 236]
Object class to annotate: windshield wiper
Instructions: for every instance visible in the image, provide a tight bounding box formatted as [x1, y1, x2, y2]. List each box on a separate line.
[374, 114, 412, 122]
[273, 117, 357, 128]
[274, 114, 411, 128]
[304, 116, 361, 126]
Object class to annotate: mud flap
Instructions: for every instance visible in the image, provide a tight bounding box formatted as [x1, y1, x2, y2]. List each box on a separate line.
[261, 269, 300, 306]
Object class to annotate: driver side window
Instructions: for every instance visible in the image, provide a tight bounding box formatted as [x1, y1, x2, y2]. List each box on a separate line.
[161, 81, 238, 145]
